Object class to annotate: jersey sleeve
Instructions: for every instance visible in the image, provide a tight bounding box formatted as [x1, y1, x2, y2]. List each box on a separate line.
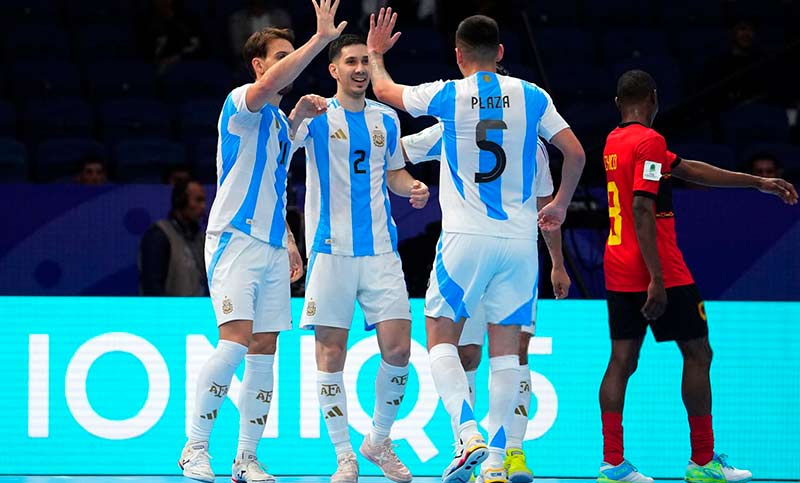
[402, 80, 447, 118]
[632, 133, 668, 197]
[289, 117, 312, 156]
[666, 149, 682, 168]
[537, 89, 570, 142]
[231, 84, 259, 115]
[534, 140, 554, 197]
[384, 111, 405, 170]
[401, 123, 443, 164]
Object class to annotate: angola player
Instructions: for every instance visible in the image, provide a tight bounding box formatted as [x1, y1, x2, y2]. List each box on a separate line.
[597, 70, 797, 483]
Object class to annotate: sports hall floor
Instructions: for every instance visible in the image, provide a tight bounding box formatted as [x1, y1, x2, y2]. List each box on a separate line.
[1, 478, 795, 483]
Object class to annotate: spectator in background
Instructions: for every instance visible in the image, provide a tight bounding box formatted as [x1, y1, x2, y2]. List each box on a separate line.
[76, 156, 108, 185]
[745, 152, 784, 178]
[139, 178, 208, 296]
[146, 0, 203, 72]
[163, 164, 193, 185]
[703, 20, 767, 110]
[229, 0, 292, 60]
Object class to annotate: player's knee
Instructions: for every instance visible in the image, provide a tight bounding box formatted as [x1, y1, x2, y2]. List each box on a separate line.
[248, 333, 278, 354]
[458, 344, 482, 371]
[381, 341, 410, 366]
[318, 341, 347, 367]
[518, 334, 531, 365]
[610, 351, 639, 376]
[680, 339, 713, 369]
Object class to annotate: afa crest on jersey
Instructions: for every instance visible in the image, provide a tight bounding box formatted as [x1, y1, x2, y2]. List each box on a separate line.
[372, 129, 385, 147]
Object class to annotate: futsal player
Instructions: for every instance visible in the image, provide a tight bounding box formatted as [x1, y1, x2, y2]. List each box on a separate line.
[290, 34, 430, 483]
[401, 123, 572, 483]
[367, 10, 586, 483]
[178, 2, 347, 482]
[598, 70, 797, 483]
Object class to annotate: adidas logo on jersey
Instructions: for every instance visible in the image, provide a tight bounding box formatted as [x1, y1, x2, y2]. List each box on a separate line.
[330, 128, 347, 140]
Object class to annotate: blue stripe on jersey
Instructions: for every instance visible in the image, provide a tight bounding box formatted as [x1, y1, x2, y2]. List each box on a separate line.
[382, 113, 399, 250]
[434, 237, 470, 321]
[268, 115, 289, 246]
[218, 95, 240, 187]
[231, 109, 273, 236]
[311, 115, 333, 254]
[522, 83, 542, 203]
[477, 72, 509, 220]
[206, 231, 233, 288]
[434, 82, 464, 198]
[426, 138, 442, 158]
[347, 110, 375, 256]
[305, 251, 318, 289]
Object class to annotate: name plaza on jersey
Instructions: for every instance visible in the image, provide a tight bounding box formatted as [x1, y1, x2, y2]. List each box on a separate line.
[471, 94, 512, 109]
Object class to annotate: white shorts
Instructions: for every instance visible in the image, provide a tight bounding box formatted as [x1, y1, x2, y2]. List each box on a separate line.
[205, 228, 292, 333]
[459, 298, 538, 346]
[300, 251, 411, 330]
[425, 231, 539, 326]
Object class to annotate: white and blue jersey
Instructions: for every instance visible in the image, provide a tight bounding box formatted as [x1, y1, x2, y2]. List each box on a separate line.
[206, 84, 291, 247]
[402, 72, 568, 239]
[292, 98, 405, 257]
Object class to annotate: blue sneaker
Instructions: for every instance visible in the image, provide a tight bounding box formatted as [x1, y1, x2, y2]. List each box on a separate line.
[598, 460, 654, 483]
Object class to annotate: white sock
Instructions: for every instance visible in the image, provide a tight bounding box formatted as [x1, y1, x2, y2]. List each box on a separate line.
[370, 360, 408, 442]
[188, 339, 247, 442]
[429, 343, 477, 443]
[465, 369, 477, 409]
[318, 371, 352, 456]
[507, 364, 531, 450]
[484, 355, 519, 469]
[236, 354, 275, 456]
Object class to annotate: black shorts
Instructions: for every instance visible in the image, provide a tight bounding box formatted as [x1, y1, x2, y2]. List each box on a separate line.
[606, 283, 709, 342]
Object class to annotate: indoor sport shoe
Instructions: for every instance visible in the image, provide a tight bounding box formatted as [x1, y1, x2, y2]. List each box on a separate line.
[480, 466, 508, 483]
[232, 451, 275, 483]
[360, 434, 412, 482]
[178, 441, 215, 483]
[686, 454, 752, 483]
[331, 452, 359, 483]
[443, 434, 489, 483]
[504, 448, 533, 483]
[598, 460, 654, 483]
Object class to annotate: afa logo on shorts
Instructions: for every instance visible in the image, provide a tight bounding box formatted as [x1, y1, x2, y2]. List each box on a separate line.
[698, 301, 707, 321]
[306, 299, 317, 317]
[222, 296, 233, 315]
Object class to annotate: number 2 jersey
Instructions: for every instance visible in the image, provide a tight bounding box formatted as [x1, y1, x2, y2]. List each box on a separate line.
[603, 122, 694, 292]
[292, 98, 405, 257]
[402, 71, 569, 239]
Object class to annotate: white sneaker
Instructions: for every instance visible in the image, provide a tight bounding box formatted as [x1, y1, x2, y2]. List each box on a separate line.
[480, 466, 507, 483]
[360, 434, 412, 483]
[598, 460, 654, 483]
[178, 441, 215, 483]
[685, 453, 752, 483]
[443, 434, 489, 483]
[232, 451, 275, 483]
[331, 452, 359, 483]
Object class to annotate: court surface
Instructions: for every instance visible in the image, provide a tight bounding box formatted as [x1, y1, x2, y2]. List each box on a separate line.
[1, 478, 795, 483]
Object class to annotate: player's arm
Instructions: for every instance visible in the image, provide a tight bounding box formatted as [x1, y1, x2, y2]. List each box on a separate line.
[632, 195, 666, 320]
[386, 169, 430, 209]
[288, 94, 327, 136]
[537, 195, 570, 299]
[536, 91, 586, 231]
[285, 221, 303, 282]
[245, 0, 346, 112]
[672, 158, 798, 204]
[400, 123, 443, 163]
[366, 7, 408, 110]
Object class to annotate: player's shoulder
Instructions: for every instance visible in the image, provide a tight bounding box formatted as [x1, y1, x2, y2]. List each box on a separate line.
[225, 83, 251, 105]
[365, 99, 400, 119]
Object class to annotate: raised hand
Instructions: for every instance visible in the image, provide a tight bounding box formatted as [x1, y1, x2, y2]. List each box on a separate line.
[367, 7, 402, 55]
[758, 177, 798, 205]
[409, 180, 429, 209]
[295, 94, 328, 119]
[312, 0, 347, 43]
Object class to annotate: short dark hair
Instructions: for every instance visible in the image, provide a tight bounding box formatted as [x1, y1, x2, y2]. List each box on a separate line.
[616, 70, 657, 105]
[746, 151, 782, 169]
[328, 34, 366, 62]
[242, 27, 295, 77]
[171, 177, 198, 211]
[455, 15, 500, 63]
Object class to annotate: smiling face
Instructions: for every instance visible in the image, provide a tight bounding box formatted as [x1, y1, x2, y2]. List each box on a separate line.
[329, 43, 370, 98]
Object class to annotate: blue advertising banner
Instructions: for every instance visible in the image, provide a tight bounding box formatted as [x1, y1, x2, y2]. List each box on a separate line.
[3, 297, 798, 478]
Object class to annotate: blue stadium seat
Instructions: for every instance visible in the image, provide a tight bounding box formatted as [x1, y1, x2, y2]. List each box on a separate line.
[76, 25, 139, 62]
[584, 0, 654, 25]
[23, 98, 94, 142]
[721, 103, 790, 147]
[499, 31, 524, 65]
[504, 64, 542, 84]
[535, 28, 597, 66]
[670, 143, 737, 171]
[114, 139, 187, 183]
[190, 136, 218, 184]
[0, 138, 28, 182]
[562, 101, 619, 146]
[741, 143, 800, 172]
[611, 57, 683, 108]
[100, 98, 173, 142]
[11, 61, 82, 97]
[1, 0, 60, 22]
[34, 138, 107, 182]
[0, 101, 16, 138]
[391, 28, 446, 63]
[546, 63, 614, 104]
[63, 0, 138, 23]
[602, 29, 669, 62]
[524, 0, 580, 25]
[391, 61, 459, 87]
[179, 98, 222, 141]
[658, 0, 724, 26]
[3, 24, 69, 60]
[85, 61, 158, 100]
[672, 28, 726, 71]
[162, 61, 234, 101]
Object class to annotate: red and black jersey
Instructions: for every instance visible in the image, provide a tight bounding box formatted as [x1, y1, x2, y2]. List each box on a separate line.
[602, 122, 694, 292]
